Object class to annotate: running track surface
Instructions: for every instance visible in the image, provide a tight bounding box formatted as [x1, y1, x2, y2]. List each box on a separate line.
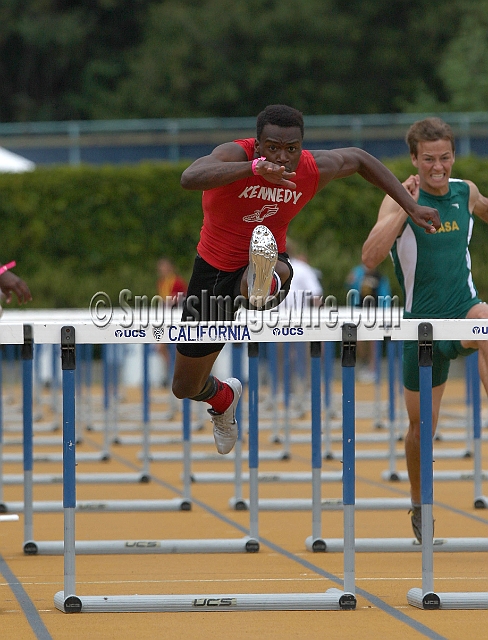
[0, 377, 486, 640]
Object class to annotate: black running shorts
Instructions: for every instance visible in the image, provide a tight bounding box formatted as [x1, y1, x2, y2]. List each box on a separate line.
[177, 254, 293, 357]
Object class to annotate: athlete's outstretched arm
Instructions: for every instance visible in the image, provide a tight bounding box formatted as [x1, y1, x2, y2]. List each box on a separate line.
[466, 180, 488, 223]
[362, 175, 419, 269]
[181, 142, 296, 191]
[313, 148, 440, 233]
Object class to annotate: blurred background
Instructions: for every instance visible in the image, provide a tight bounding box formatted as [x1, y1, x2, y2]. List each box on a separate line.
[1, 0, 488, 308]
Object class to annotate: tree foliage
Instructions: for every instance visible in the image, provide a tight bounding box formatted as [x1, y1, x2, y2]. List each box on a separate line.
[0, 0, 477, 122]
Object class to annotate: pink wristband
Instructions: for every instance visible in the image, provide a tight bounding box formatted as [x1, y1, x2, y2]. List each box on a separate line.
[251, 156, 266, 175]
[0, 261, 16, 276]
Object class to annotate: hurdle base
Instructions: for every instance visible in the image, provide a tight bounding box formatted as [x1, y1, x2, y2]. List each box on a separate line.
[406, 589, 440, 610]
[408, 588, 488, 610]
[7, 498, 191, 514]
[30, 536, 259, 555]
[474, 496, 488, 509]
[229, 497, 248, 511]
[54, 587, 355, 613]
[190, 471, 343, 484]
[381, 470, 487, 482]
[305, 536, 488, 553]
[306, 537, 327, 553]
[234, 497, 411, 512]
[2, 472, 150, 485]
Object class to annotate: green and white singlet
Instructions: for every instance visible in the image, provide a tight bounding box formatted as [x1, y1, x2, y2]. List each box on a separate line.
[391, 179, 481, 320]
[392, 179, 480, 390]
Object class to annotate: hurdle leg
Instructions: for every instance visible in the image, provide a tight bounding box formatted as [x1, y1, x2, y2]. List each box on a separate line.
[373, 340, 383, 428]
[282, 342, 292, 455]
[341, 324, 357, 604]
[471, 353, 487, 508]
[101, 344, 111, 450]
[57, 326, 82, 612]
[0, 347, 4, 509]
[247, 343, 260, 546]
[408, 322, 438, 608]
[267, 342, 281, 443]
[22, 326, 35, 548]
[181, 398, 192, 508]
[322, 341, 334, 459]
[84, 343, 94, 430]
[51, 344, 61, 421]
[141, 343, 151, 481]
[385, 337, 399, 481]
[310, 342, 324, 549]
[396, 340, 407, 437]
[231, 343, 246, 511]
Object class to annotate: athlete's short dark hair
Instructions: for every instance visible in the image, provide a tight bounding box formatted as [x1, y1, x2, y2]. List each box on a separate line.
[256, 105, 304, 140]
[406, 117, 455, 157]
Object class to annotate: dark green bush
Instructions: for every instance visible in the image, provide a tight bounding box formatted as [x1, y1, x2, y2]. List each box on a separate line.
[0, 156, 487, 309]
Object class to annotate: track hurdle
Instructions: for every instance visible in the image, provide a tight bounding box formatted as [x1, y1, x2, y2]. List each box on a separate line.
[310, 321, 488, 564]
[407, 323, 488, 610]
[30, 325, 256, 558]
[1, 323, 185, 520]
[45, 315, 367, 613]
[232, 337, 409, 514]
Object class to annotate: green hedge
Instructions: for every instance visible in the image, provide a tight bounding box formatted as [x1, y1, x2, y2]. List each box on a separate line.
[1, 156, 487, 309]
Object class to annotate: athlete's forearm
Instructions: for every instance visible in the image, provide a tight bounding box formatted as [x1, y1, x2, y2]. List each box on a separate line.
[181, 159, 253, 191]
[362, 198, 407, 269]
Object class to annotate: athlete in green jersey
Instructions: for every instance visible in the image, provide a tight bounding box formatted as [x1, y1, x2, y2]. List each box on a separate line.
[392, 178, 481, 320]
[362, 117, 488, 543]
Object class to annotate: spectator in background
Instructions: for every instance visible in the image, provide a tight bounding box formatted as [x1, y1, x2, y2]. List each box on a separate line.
[156, 258, 187, 384]
[157, 258, 187, 304]
[279, 238, 323, 407]
[282, 237, 323, 311]
[0, 260, 32, 314]
[344, 263, 391, 382]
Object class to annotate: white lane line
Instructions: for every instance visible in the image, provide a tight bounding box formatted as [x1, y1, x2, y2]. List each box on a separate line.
[4, 575, 488, 587]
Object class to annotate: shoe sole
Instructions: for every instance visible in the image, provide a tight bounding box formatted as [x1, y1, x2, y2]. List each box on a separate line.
[248, 225, 278, 308]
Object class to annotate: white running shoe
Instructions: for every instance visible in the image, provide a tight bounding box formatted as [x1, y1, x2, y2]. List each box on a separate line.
[208, 377, 242, 454]
[247, 225, 278, 309]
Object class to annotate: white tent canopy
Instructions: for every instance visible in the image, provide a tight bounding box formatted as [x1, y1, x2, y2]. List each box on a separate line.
[0, 147, 35, 172]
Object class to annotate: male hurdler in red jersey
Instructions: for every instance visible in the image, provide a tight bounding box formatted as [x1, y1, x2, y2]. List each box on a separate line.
[172, 104, 440, 455]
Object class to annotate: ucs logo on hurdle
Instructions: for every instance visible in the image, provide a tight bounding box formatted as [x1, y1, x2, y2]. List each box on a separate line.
[114, 329, 147, 338]
[193, 597, 237, 608]
[472, 326, 488, 334]
[272, 327, 304, 336]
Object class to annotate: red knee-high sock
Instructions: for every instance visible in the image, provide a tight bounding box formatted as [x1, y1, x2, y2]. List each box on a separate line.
[207, 378, 234, 413]
[269, 272, 280, 296]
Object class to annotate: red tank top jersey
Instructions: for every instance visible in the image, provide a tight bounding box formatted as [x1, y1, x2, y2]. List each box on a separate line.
[197, 138, 320, 271]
